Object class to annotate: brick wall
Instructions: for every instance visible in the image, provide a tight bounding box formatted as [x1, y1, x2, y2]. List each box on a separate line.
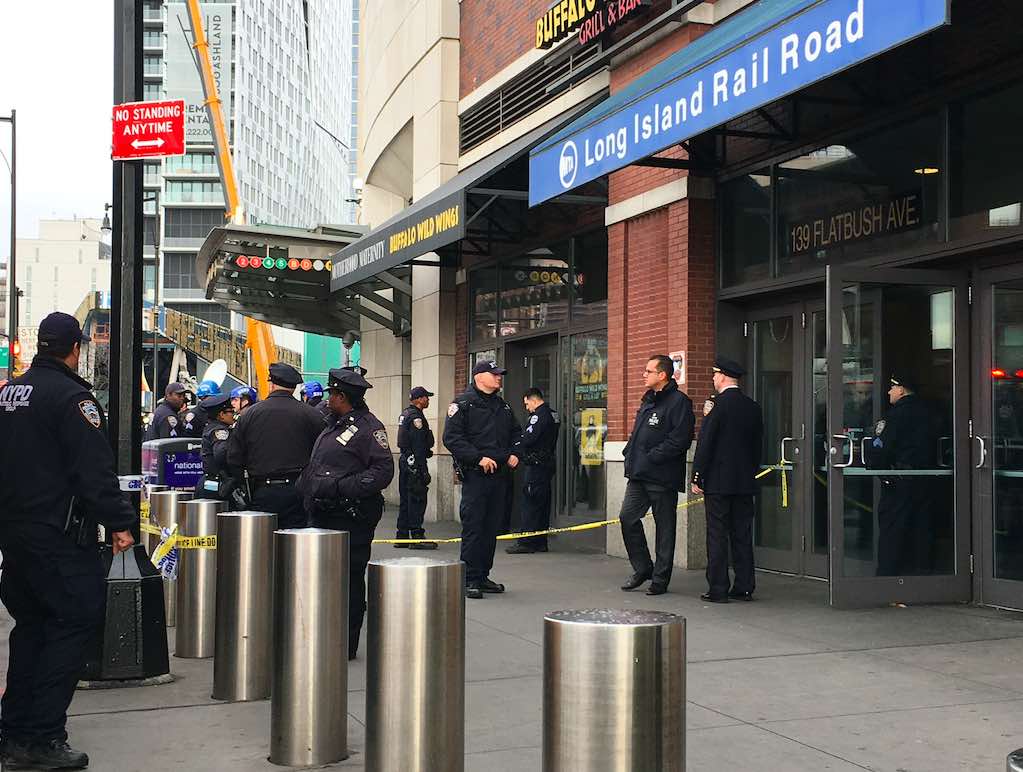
[460, 0, 549, 99]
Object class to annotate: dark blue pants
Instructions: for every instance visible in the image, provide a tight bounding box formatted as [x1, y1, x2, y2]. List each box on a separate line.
[704, 493, 755, 598]
[252, 483, 307, 530]
[518, 465, 553, 549]
[397, 459, 428, 536]
[0, 523, 105, 744]
[459, 471, 511, 584]
[619, 480, 679, 589]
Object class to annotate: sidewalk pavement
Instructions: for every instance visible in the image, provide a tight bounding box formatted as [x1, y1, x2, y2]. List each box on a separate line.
[3, 513, 1022, 771]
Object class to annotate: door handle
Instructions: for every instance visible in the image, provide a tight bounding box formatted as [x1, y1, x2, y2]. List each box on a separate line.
[937, 436, 952, 468]
[859, 436, 873, 465]
[780, 436, 795, 465]
[975, 435, 987, 469]
[832, 434, 854, 468]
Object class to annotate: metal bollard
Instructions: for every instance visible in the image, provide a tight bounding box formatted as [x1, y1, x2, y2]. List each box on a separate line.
[1008, 749, 1023, 772]
[174, 499, 223, 658]
[270, 528, 349, 767]
[149, 490, 192, 628]
[212, 510, 277, 702]
[543, 609, 686, 772]
[366, 556, 465, 772]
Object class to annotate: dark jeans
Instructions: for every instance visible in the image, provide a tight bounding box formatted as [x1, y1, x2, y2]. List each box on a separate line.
[618, 479, 679, 588]
[459, 470, 511, 583]
[396, 460, 428, 536]
[0, 522, 105, 744]
[705, 494, 755, 598]
[252, 483, 307, 529]
[518, 465, 553, 549]
[877, 480, 933, 576]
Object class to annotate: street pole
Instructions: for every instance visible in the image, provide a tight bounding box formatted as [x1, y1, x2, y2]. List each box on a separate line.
[0, 110, 15, 362]
[152, 188, 160, 401]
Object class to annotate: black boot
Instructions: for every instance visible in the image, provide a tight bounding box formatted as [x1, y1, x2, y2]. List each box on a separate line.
[22, 739, 89, 770]
[394, 529, 410, 548]
[0, 738, 34, 768]
[408, 529, 438, 550]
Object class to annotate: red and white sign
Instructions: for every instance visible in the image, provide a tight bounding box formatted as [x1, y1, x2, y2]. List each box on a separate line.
[111, 99, 186, 161]
[669, 350, 686, 385]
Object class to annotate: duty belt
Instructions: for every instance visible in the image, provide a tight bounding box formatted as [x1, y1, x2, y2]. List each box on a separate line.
[255, 472, 301, 487]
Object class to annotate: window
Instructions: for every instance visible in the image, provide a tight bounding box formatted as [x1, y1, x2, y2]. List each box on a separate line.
[469, 270, 498, 343]
[499, 245, 569, 336]
[143, 55, 162, 76]
[165, 180, 225, 204]
[164, 209, 223, 240]
[165, 153, 218, 175]
[143, 82, 162, 101]
[166, 302, 230, 327]
[163, 253, 200, 290]
[720, 170, 771, 287]
[142, 29, 162, 48]
[572, 230, 608, 328]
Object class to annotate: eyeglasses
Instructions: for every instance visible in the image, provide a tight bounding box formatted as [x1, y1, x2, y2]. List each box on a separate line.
[643, 369, 658, 375]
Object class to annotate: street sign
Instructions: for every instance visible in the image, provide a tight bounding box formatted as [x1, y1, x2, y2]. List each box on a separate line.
[111, 99, 186, 160]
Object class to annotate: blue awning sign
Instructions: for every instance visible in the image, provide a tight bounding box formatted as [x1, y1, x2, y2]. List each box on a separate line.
[528, 0, 949, 206]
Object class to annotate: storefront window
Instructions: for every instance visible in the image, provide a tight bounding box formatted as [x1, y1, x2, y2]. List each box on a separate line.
[470, 270, 499, 342]
[951, 82, 1023, 241]
[569, 333, 608, 517]
[499, 243, 570, 336]
[720, 169, 771, 287]
[572, 230, 608, 328]
[776, 115, 942, 275]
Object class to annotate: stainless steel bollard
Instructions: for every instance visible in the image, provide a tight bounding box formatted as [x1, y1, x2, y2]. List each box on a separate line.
[212, 510, 277, 702]
[543, 609, 686, 772]
[270, 528, 349, 767]
[149, 490, 192, 628]
[174, 499, 223, 658]
[366, 556, 465, 772]
[1008, 749, 1023, 772]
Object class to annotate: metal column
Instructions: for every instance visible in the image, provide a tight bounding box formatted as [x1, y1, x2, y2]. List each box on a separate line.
[366, 556, 465, 772]
[147, 490, 190, 555]
[270, 529, 349, 767]
[1009, 749, 1023, 772]
[213, 510, 276, 702]
[174, 499, 223, 658]
[543, 609, 686, 772]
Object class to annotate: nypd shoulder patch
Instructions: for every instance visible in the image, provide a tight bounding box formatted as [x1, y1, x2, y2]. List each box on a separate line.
[398, 414, 405, 425]
[413, 417, 424, 429]
[78, 400, 102, 429]
[167, 416, 178, 427]
[448, 403, 459, 417]
[214, 429, 230, 441]
[373, 429, 390, 450]
[875, 419, 886, 435]
[529, 415, 539, 425]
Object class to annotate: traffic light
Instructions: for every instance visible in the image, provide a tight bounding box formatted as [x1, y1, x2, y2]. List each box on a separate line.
[10, 338, 23, 378]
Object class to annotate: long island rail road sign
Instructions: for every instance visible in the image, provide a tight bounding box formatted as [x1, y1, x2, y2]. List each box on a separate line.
[111, 99, 186, 160]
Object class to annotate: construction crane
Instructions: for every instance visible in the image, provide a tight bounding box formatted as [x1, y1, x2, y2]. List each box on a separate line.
[185, 0, 277, 398]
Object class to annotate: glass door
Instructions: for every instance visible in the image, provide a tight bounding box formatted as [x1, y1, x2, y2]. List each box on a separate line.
[973, 266, 1023, 610]
[826, 266, 970, 608]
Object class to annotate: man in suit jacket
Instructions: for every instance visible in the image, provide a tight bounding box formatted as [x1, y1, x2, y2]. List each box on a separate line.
[618, 355, 696, 596]
[691, 356, 764, 603]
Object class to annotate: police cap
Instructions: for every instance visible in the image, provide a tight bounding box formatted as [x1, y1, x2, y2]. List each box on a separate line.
[889, 372, 918, 393]
[342, 365, 368, 377]
[327, 367, 373, 398]
[472, 360, 507, 376]
[165, 381, 187, 397]
[268, 362, 303, 388]
[37, 311, 90, 351]
[712, 356, 746, 379]
[409, 386, 434, 400]
[201, 393, 233, 414]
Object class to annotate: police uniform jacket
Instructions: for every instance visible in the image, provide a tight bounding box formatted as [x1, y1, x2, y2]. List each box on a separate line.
[397, 404, 435, 469]
[146, 400, 182, 440]
[182, 404, 207, 438]
[623, 379, 695, 491]
[226, 390, 325, 478]
[201, 419, 232, 479]
[0, 356, 137, 532]
[863, 394, 935, 470]
[511, 402, 560, 467]
[442, 386, 522, 471]
[691, 386, 764, 495]
[297, 407, 395, 508]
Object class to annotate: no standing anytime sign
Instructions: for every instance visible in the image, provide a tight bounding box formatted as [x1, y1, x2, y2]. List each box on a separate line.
[111, 99, 186, 161]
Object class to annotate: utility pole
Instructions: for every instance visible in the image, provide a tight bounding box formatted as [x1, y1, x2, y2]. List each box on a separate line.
[109, 0, 144, 472]
[0, 110, 15, 364]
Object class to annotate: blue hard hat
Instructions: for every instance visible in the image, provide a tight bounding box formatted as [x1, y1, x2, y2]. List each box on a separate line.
[197, 380, 221, 397]
[231, 385, 258, 403]
[304, 381, 324, 399]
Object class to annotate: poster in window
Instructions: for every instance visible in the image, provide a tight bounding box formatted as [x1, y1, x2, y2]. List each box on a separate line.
[579, 407, 605, 466]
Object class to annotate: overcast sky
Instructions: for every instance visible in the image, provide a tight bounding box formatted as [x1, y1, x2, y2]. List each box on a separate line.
[0, 2, 113, 259]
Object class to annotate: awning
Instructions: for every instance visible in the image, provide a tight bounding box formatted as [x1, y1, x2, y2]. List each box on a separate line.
[528, 0, 950, 206]
[197, 222, 369, 336]
[330, 95, 608, 295]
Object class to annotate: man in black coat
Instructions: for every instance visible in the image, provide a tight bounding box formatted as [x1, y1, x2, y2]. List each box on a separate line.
[297, 368, 394, 659]
[506, 387, 560, 554]
[443, 360, 522, 599]
[863, 373, 938, 576]
[692, 356, 764, 603]
[0, 312, 137, 770]
[619, 355, 695, 596]
[396, 386, 437, 549]
[226, 362, 324, 528]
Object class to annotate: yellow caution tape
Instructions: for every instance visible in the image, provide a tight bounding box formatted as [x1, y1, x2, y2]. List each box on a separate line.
[781, 466, 789, 508]
[176, 535, 218, 550]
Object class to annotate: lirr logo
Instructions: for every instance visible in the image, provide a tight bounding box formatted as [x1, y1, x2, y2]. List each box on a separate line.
[559, 141, 578, 189]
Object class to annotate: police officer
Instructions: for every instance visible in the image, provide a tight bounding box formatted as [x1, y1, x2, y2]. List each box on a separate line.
[145, 381, 188, 440]
[506, 387, 560, 555]
[618, 354, 695, 596]
[0, 312, 137, 770]
[442, 360, 522, 599]
[691, 357, 764, 603]
[396, 386, 437, 549]
[230, 385, 258, 415]
[298, 368, 394, 659]
[194, 393, 236, 501]
[864, 373, 937, 576]
[181, 382, 215, 438]
[226, 362, 324, 528]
